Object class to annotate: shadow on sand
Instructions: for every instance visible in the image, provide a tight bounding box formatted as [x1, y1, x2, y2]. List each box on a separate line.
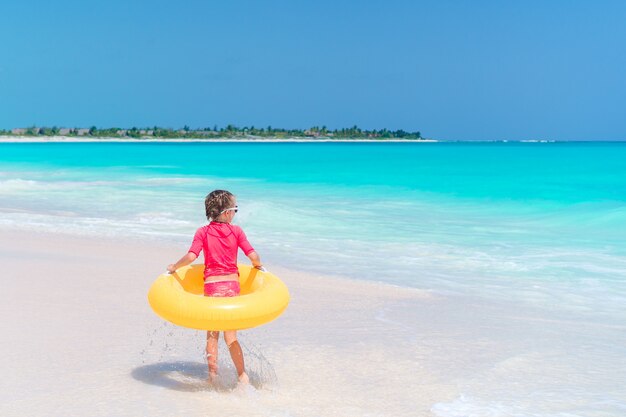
[131, 361, 213, 392]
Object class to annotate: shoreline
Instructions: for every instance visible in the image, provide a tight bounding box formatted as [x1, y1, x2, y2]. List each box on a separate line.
[0, 224, 431, 298]
[3, 135, 625, 143]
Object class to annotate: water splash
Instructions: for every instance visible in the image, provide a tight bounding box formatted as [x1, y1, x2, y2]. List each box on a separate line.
[139, 321, 278, 392]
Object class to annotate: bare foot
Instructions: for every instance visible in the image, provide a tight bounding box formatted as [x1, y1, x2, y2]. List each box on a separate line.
[237, 372, 249, 385]
[208, 372, 218, 386]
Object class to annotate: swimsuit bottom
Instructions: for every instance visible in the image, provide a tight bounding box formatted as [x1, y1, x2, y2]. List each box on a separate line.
[204, 280, 240, 297]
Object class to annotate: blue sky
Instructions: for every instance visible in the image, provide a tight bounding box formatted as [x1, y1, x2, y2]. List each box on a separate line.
[1, 0, 625, 140]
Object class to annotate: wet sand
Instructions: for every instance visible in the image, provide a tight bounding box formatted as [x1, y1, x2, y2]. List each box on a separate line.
[0, 230, 456, 416]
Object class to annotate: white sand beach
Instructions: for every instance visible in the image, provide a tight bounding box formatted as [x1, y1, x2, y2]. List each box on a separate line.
[0, 135, 437, 143]
[0, 230, 455, 416]
[1, 229, 624, 416]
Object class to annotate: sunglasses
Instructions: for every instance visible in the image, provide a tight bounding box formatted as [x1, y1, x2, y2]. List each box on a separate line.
[220, 205, 238, 214]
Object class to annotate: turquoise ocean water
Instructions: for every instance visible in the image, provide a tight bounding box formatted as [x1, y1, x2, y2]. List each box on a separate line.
[1, 142, 625, 319]
[1, 141, 626, 416]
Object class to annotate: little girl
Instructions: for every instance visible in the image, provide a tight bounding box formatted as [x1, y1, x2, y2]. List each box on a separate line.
[167, 190, 263, 385]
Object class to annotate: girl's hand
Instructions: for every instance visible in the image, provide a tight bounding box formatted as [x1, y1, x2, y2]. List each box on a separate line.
[254, 265, 267, 272]
[166, 253, 196, 275]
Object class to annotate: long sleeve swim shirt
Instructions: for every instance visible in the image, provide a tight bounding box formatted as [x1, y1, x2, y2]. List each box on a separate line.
[188, 222, 255, 279]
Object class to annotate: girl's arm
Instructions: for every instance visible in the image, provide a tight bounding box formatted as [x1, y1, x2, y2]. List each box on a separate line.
[167, 252, 198, 274]
[247, 251, 263, 269]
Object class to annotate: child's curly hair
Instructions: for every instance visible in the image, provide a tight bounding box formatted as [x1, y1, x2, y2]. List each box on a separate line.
[205, 190, 235, 221]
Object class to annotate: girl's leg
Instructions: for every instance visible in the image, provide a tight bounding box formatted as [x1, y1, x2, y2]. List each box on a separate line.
[206, 331, 220, 381]
[224, 330, 249, 383]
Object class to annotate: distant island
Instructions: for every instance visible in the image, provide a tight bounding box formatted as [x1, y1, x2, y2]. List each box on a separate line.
[1, 125, 425, 140]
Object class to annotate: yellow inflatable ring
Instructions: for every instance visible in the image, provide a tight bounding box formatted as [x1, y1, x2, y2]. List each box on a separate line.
[148, 264, 290, 331]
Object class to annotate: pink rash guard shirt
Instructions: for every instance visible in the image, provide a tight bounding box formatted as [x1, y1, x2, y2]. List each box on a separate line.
[188, 222, 255, 280]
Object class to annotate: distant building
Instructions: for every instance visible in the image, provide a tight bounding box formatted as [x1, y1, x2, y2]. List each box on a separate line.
[59, 128, 71, 135]
[116, 130, 127, 136]
[18, 127, 41, 134]
[76, 128, 90, 136]
[11, 128, 27, 135]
